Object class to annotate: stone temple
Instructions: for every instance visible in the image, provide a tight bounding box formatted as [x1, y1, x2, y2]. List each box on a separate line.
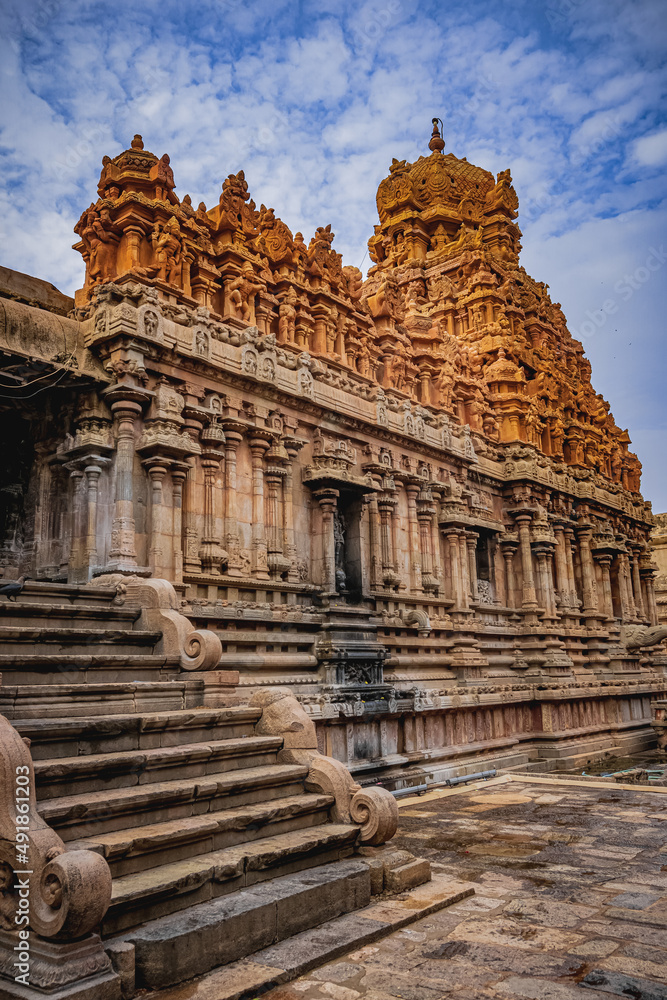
[0, 121, 665, 998]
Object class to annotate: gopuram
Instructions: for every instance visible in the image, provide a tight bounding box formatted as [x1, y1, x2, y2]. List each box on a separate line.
[1, 120, 666, 782]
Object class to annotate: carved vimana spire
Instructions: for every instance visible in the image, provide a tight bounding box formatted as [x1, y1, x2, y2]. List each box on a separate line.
[71, 124, 643, 493]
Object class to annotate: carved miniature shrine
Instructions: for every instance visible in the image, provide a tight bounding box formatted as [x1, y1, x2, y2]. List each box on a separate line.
[1, 121, 665, 785]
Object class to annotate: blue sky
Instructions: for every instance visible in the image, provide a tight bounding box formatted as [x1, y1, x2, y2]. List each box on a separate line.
[1, 0, 665, 508]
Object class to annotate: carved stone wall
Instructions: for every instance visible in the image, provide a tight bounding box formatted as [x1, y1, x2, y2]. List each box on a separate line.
[651, 512, 667, 626]
[1, 124, 665, 778]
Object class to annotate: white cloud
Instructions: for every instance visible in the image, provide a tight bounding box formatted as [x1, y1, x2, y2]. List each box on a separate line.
[632, 128, 667, 168]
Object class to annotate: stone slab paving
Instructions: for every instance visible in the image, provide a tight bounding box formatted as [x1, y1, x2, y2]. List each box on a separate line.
[259, 775, 667, 1000]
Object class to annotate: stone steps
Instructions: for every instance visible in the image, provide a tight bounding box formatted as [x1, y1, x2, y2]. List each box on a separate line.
[103, 824, 360, 934]
[136, 874, 472, 999]
[0, 652, 183, 686]
[0, 624, 162, 655]
[6, 582, 120, 607]
[39, 762, 312, 839]
[0, 679, 202, 719]
[113, 859, 371, 989]
[68, 792, 335, 876]
[14, 706, 262, 759]
[0, 582, 386, 994]
[0, 600, 141, 627]
[33, 735, 285, 797]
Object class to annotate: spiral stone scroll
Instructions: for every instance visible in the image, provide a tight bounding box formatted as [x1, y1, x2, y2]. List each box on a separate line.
[251, 688, 398, 844]
[0, 713, 112, 940]
[93, 575, 222, 671]
[180, 627, 223, 671]
[350, 787, 399, 846]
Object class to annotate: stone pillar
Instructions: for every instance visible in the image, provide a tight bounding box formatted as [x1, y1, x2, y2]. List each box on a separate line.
[622, 549, 637, 620]
[616, 549, 636, 621]
[466, 531, 479, 603]
[144, 461, 168, 575]
[265, 470, 285, 577]
[249, 434, 271, 580]
[405, 482, 422, 592]
[182, 395, 206, 575]
[595, 553, 614, 621]
[458, 533, 470, 605]
[367, 494, 382, 590]
[222, 423, 245, 576]
[576, 524, 598, 614]
[264, 441, 291, 579]
[419, 371, 432, 406]
[639, 558, 659, 626]
[417, 490, 437, 592]
[563, 526, 579, 609]
[430, 488, 443, 590]
[67, 468, 87, 581]
[534, 545, 556, 620]
[312, 309, 328, 355]
[443, 528, 466, 609]
[124, 224, 144, 270]
[84, 463, 103, 575]
[199, 421, 227, 575]
[501, 538, 518, 609]
[378, 493, 399, 588]
[283, 438, 304, 583]
[552, 524, 570, 612]
[630, 546, 646, 619]
[390, 500, 404, 590]
[315, 488, 339, 594]
[644, 571, 659, 625]
[106, 393, 147, 571]
[515, 515, 538, 610]
[171, 463, 188, 585]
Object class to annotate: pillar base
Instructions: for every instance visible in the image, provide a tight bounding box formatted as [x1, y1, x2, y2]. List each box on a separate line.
[0, 932, 120, 1000]
[97, 563, 152, 578]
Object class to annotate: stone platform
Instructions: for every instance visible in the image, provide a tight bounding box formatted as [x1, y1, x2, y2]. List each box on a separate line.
[244, 774, 667, 999]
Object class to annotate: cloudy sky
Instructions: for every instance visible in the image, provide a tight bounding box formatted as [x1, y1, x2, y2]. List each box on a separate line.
[1, 0, 665, 507]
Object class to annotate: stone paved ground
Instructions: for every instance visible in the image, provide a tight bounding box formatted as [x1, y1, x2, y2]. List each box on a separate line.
[260, 775, 667, 1000]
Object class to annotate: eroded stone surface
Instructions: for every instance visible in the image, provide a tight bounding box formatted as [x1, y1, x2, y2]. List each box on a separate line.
[258, 777, 667, 1000]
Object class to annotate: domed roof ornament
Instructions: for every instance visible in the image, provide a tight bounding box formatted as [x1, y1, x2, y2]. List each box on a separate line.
[428, 118, 445, 153]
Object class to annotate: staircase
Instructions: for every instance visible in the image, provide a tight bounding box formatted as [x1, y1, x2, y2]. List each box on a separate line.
[0, 581, 195, 719]
[0, 583, 369, 992]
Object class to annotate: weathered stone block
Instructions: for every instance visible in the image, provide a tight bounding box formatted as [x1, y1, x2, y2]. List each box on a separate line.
[384, 858, 432, 893]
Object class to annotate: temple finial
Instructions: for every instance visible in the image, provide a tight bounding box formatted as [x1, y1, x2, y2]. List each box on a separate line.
[131, 134, 144, 150]
[429, 118, 445, 153]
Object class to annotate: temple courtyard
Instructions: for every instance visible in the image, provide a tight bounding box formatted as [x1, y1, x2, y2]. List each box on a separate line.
[148, 773, 667, 1000]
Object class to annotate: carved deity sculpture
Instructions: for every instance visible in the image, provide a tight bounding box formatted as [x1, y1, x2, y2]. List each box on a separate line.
[343, 265, 364, 303]
[143, 309, 159, 338]
[357, 337, 372, 378]
[278, 287, 297, 343]
[77, 205, 116, 285]
[195, 329, 208, 356]
[228, 264, 264, 322]
[551, 417, 565, 458]
[152, 216, 183, 285]
[150, 153, 176, 201]
[333, 509, 347, 591]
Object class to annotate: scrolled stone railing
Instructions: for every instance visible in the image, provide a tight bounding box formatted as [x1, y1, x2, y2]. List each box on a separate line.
[94, 575, 222, 671]
[0, 713, 112, 940]
[251, 688, 398, 845]
[621, 624, 667, 651]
